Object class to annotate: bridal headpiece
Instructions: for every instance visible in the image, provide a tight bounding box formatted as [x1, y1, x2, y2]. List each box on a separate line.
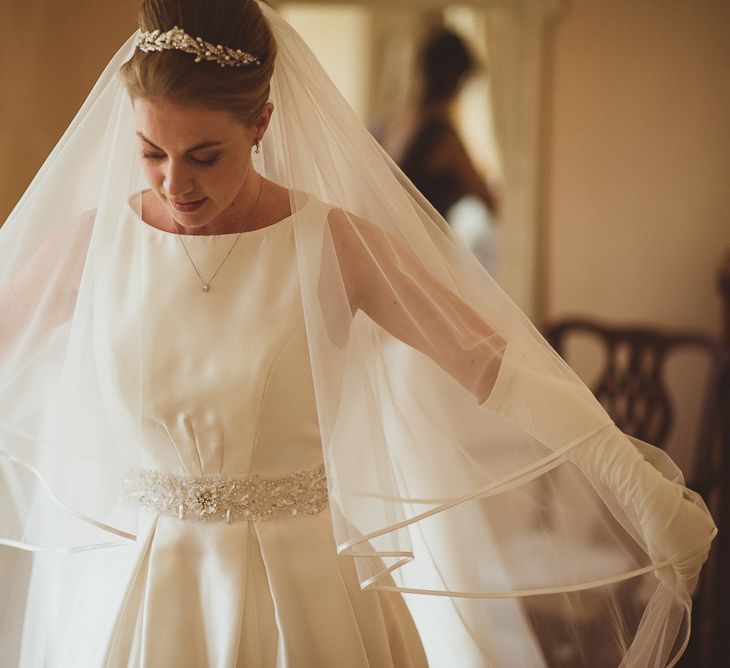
[134, 26, 261, 67]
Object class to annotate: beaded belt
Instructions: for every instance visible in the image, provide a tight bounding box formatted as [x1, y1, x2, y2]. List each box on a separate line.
[120, 464, 328, 523]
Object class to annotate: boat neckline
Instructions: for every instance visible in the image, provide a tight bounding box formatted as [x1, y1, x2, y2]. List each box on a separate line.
[127, 192, 313, 239]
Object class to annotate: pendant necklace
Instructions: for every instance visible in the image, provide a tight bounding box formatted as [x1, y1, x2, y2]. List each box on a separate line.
[174, 174, 264, 293]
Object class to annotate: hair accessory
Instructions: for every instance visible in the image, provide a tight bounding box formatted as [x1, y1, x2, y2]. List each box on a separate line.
[135, 26, 261, 68]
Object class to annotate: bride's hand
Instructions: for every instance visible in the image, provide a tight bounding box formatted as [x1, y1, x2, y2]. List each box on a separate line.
[482, 336, 716, 595]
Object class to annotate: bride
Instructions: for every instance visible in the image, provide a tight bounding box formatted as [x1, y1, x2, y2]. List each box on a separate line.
[0, 1, 715, 666]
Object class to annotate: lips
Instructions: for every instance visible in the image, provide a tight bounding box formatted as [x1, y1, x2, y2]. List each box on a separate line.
[170, 197, 207, 213]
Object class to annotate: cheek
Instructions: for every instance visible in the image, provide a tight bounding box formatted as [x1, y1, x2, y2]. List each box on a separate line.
[140, 161, 163, 189]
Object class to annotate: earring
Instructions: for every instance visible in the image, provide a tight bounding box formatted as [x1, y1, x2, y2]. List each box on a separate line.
[254, 138, 261, 154]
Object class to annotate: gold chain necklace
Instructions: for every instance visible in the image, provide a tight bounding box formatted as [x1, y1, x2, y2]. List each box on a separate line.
[174, 174, 264, 293]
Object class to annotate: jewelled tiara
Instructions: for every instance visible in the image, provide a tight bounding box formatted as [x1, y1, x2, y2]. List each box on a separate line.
[134, 26, 261, 68]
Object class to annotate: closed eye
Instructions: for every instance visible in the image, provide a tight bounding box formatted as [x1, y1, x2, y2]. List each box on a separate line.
[191, 155, 220, 166]
[140, 151, 219, 167]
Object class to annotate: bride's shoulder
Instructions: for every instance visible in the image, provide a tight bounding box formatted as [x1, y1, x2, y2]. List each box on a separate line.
[324, 205, 387, 248]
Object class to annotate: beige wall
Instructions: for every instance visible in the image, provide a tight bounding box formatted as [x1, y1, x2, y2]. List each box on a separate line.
[544, 0, 730, 336]
[0, 0, 139, 221]
[542, 0, 730, 471]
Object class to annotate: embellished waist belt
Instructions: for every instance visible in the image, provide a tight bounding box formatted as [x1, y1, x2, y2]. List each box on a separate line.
[120, 464, 328, 523]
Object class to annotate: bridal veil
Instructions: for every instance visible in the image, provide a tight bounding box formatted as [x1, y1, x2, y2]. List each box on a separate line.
[0, 3, 715, 665]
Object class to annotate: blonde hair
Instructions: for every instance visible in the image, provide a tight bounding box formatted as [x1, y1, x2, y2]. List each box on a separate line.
[120, 0, 276, 125]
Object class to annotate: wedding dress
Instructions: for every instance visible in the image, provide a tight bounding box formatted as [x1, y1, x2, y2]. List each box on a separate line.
[16, 197, 427, 667]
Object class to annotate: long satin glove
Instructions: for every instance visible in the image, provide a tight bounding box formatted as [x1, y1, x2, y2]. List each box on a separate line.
[481, 337, 716, 594]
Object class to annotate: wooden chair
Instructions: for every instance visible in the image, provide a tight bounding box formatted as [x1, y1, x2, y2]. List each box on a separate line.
[544, 316, 729, 666]
[545, 318, 726, 496]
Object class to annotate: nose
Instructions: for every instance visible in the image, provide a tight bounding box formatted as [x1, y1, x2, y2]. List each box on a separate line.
[163, 162, 194, 199]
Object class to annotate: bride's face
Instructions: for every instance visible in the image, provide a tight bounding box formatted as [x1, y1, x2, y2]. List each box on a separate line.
[133, 97, 266, 230]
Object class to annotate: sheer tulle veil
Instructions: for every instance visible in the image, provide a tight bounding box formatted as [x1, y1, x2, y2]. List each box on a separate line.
[0, 2, 715, 665]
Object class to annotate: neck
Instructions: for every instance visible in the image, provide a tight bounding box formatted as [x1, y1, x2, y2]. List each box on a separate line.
[175, 169, 264, 236]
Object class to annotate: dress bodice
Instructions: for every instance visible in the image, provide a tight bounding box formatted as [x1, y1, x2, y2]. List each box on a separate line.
[108, 200, 323, 478]
[21, 202, 427, 668]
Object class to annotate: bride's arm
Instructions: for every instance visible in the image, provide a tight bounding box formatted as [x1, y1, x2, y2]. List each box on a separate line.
[0, 213, 93, 353]
[325, 208, 715, 594]
[325, 207, 506, 402]
[481, 336, 716, 592]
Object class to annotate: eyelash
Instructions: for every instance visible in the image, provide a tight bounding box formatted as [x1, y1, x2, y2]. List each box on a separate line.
[141, 152, 220, 167]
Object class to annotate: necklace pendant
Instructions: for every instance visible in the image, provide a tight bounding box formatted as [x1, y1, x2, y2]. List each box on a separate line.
[202, 284, 210, 293]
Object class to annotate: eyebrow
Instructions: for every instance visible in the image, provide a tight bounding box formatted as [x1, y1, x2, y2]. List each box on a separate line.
[136, 132, 224, 152]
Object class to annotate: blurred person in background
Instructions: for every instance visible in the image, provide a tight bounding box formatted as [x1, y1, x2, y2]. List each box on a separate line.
[379, 28, 499, 272]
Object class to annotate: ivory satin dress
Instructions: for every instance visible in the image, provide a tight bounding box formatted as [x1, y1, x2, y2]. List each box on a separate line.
[18, 200, 428, 668]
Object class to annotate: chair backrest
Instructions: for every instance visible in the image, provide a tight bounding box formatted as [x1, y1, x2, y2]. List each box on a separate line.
[545, 318, 728, 499]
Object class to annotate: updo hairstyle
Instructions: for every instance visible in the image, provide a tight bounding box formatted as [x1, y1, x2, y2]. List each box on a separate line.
[419, 28, 475, 104]
[120, 0, 277, 125]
